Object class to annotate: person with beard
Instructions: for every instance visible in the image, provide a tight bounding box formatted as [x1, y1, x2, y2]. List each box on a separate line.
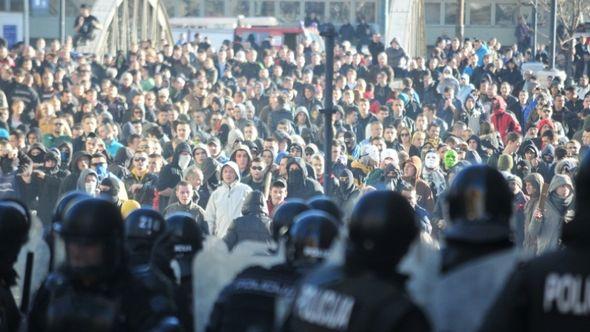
[0, 200, 30, 332]
[334, 168, 361, 218]
[528, 174, 575, 255]
[402, 156, 434, 213]
[59, 150, 91, 196]
[157, 142, 192, 211]
[285, 157, 323, 200]
[33, 149, 69, 224]
[343, 131, 361, 164]
[242, 157, 270, 194]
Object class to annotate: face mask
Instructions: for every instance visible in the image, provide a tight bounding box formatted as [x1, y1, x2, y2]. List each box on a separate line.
[424, 152, 440, 169]
[85, 182, 97, 196]
[95, 164, 107, 177]
[444, 151, 458, 169]
[178, 154, 191, 169]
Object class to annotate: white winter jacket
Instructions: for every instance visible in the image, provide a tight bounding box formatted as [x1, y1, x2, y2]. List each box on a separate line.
[205, 162, 252, 238]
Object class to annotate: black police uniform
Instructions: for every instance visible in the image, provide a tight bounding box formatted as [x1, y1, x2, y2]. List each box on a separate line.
[286, 265, 430, 332]
[27, 198, 181, 332]
[207, 264, 303, 332]
[0, 200, 30, 332]
[284, 191, 431, 332]
[478, 153, 590, 331]
[207, 210, 339, 332]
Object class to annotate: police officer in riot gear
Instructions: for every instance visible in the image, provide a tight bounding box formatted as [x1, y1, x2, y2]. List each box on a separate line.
[283, 191, 430, 332]
[479, 152, 590, 331]
[0, 199, 30, 332]
[27, 198, 181, 331]
[45, 192, 90, 271]
[207, 209, 339, 332]
[153, 212, 204, 331]
[430, 165, 519, 332]
[124, 208, 177, 305]
[270, 199, 310, 243]
[307, 195, 343, 224]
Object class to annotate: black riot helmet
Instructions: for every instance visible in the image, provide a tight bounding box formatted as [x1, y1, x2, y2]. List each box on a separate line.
[563, 151, 590, 246]
[347, 191, 418, 275]
[444, 165, 513, 243]
[286, 210, 339, 268]
[307, 195, 343, 224]
[56, 198, 125, 281]
[0, 199, 31, 278]
[161, 212, 204, 280]
[124, 208, 167, 267]
[271, 199, 310, 242]
[52, 191, 91, 225]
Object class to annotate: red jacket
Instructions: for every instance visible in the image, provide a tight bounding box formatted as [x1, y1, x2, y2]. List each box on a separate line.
[491, 97, 521, 142]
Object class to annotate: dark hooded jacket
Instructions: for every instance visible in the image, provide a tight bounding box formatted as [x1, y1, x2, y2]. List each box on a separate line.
[109, 147, 133, 179]
[157, 142, 192, 210]
[334, 168, 361, 218]
[222, 190, 272, 250]
[198, 157, 221, 209]
[539, 144, 556, 182]
[35, 150, 70, 224]
[59, 150, 91, 196]
[286, 157, 323, 200]
[57, 141, 73, 170]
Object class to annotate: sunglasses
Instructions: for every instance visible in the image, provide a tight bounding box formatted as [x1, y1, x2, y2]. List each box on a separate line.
[251, 166, 263, 171]
[134, 157, 146, 162]
[400, 133, 410, 137]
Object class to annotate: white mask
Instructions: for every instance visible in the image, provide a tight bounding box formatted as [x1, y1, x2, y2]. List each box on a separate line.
[85, 181, 97, 196]
[424, 152, 440, 169]
[178, 154, 191, 170]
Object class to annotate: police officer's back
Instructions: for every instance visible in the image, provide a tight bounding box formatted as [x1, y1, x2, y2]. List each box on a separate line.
[0, 200, 30, 332]
[207, 208, 339, 332]
[124, 208, 178, 306]
[284, 191, 430, 332]
[431, 165, 519, 332]
[27, 198, 181, 331]
[155, 212, 204, 331]
[479, 153, 590, 331]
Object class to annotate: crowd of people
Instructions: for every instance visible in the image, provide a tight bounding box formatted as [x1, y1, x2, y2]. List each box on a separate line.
[0, 5, 590, 330]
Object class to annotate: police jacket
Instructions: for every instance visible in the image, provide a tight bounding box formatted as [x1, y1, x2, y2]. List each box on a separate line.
[207, 264, 303, 332]
[284, 265, 430, 332]
[27, 268, 181, 332]
[479, 245, 590, 332]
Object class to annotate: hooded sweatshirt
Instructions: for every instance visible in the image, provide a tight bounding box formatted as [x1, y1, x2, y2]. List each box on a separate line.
[528, 174, 574, 254]
[76, 168, 99, 194]
[204, 161, 252, 238]
[157, 142, 193, 209]
[59, 150, 91, 196]
[286, 157, 323, 200]
[222, 190, 272, 250]
[402, 156, 434, 212]
[523, 173, 545, 253]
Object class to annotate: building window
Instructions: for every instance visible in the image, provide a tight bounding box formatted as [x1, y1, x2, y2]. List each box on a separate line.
[469, 3, 491, 25]
[356, 1, 376, 23]
[233, 0, 251, 16]
[279, 2, 301, 23]
[255, 1, 275, 16]
[305, 2, 325, 21]
[495, 3, 517, 26]
[204, 0, 225, 16]
[444, 2, 457, 26]
[425, 3, 441, 25]
[329, 2, 351, 23]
